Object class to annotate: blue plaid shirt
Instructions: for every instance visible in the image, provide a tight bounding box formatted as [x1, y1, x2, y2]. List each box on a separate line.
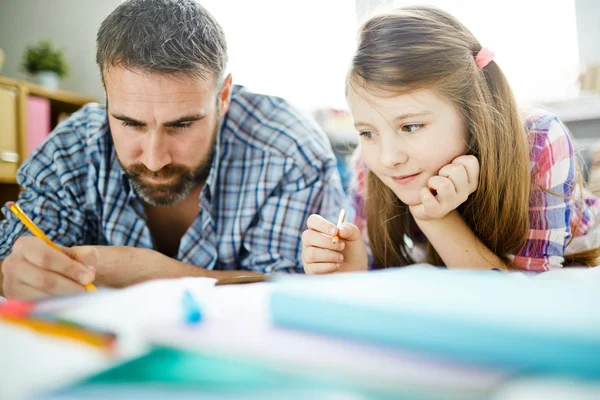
[0, 85, 345, 273]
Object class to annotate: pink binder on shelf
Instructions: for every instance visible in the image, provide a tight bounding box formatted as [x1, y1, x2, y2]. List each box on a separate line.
[26, 96, 51, 156]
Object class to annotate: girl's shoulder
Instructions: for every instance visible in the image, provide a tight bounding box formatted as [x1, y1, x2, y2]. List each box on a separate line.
[520, 107, 575, 168]
[520, 107, 568, 137]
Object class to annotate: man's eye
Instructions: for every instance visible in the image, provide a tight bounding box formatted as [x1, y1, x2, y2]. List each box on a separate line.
[122, 121, 142, 128]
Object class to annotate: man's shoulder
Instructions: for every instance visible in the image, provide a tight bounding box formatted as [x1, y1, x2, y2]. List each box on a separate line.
[37, 103, 110, 163]
[225, 86, 332, 165]
[56, 102, 109, 143]
[17, 103, 110, 182]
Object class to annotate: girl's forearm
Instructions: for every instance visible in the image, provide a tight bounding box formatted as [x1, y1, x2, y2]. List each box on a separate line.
[414, 211, 508, 271]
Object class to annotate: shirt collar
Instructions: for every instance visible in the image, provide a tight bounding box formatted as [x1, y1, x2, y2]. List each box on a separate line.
[201, 115, 225, 207]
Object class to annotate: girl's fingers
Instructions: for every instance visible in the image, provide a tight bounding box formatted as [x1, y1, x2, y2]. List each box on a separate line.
[302, 246, 344, 264]
[428, 175, 456, 194]
[452, 155, 480, 190]
[420, 186, 442, 216]
[427, 175, 456, 207]
[306, 214, 339, 236]
[337, 222, 363, 241]
[439, 163, 469, 193]
[302, 229, 345, 251]
[304, 263, 341, 275]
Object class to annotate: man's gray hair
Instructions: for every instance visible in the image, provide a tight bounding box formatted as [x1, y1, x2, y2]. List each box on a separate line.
[96, 0, 227, 83]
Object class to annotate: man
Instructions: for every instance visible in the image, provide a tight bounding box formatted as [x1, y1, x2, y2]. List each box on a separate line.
[0, 0, 344, 299]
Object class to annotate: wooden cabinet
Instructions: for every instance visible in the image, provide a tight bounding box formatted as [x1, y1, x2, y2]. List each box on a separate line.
[0, 85, 19, 182]
[0, 75, 97, 216]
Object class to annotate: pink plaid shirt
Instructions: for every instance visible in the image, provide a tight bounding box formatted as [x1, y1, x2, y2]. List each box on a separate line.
[350, 111, 600, 271]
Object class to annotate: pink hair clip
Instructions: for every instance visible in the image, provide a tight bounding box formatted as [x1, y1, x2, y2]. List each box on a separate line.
[475, 47, 495, 69]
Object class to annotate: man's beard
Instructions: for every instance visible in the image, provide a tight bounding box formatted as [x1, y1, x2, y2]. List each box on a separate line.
[120, 126, 218, 207]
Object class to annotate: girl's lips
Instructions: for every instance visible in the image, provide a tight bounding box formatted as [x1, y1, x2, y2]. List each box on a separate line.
[392, 172, 420, 185]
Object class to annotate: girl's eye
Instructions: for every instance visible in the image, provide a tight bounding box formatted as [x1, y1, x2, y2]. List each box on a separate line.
[401, 124, 423, 133]
[359, 130, 377, 140]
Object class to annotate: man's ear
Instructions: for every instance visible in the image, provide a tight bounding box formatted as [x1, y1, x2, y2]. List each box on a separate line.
[218, 73, 233, 117]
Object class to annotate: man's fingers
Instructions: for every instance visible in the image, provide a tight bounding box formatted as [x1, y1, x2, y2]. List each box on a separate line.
[6, 281, 50, 301]
[62, 245, 99, 269]
[17, 238, 94, 285]
[16, 262, 87, 296]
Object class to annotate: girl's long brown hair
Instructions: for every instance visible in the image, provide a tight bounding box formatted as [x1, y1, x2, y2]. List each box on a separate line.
[350, 6, 600, 268]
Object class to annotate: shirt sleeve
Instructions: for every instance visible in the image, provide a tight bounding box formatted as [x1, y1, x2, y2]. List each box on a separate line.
[0, 120, 92, 260]
[512, 115, 576, 271]
[238, 159, 346, 274]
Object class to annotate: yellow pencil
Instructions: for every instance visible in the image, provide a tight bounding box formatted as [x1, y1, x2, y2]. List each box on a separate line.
[331, 208, 346, 245]
[7, 202, 97, 291]
[1, 315, 115, 351]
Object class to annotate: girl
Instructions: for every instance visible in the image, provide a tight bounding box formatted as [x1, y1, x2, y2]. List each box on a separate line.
[302, 6, 600, 273]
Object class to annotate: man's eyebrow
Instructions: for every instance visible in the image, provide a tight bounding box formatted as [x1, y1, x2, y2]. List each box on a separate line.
[162, 112, 206, 127]
[111, 114, 146, 126]
[110, 112, 207, 127]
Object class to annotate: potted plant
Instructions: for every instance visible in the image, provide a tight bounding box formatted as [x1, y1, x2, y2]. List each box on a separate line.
[21, 40, 68, 91]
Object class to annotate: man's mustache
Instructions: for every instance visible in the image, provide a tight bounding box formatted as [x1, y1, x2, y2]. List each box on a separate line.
[127, 164, 191, 179]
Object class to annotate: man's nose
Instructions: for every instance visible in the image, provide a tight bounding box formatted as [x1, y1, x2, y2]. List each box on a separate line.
[143, 132, 171, 172]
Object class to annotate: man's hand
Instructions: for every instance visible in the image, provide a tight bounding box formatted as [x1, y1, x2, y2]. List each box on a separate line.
[68, 245, 265, 288]
[1, 237, 95, 300]
[68, 245, 148, 288]
[409, 155, 479, 221]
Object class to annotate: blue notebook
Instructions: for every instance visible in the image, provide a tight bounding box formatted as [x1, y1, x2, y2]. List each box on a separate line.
[270, 266, 600, 378]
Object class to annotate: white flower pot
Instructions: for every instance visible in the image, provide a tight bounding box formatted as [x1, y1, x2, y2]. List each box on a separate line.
[36, 71, 60, 91]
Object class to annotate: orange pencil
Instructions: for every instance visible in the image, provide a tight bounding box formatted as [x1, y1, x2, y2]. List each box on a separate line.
[331, 208, 346, 245]
[7, 202, 97, 291]
[1, 315, 115, 351]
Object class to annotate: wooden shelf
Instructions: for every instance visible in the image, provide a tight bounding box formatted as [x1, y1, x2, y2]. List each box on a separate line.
[0, 75, 96, 215]
[0, 176, 17, 184]
[0, 75, 96, 106]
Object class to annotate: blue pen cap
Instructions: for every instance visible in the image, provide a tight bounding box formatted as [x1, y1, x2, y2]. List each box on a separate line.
[182, 289, 202, 324]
